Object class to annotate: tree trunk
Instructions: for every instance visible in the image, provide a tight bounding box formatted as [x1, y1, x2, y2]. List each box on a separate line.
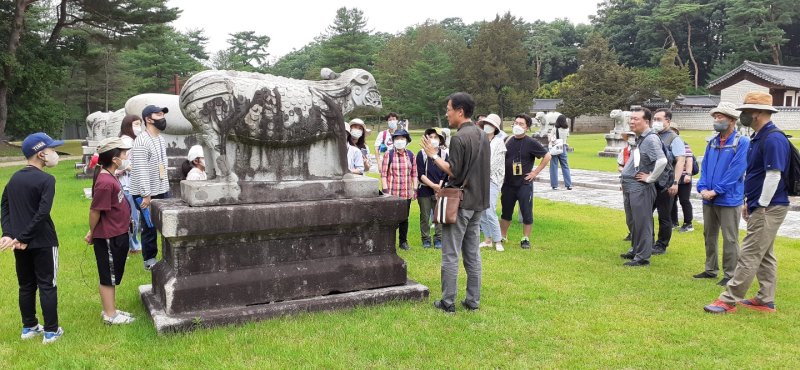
[686, 21, 699, 90]
[661, 25, 685, 68]
[534, 55, 541, 91]
[0, 0, 35, 140]
[105, 47, 110, 111]
[46, 0, 68, 48]
[771, 44, 782, 65]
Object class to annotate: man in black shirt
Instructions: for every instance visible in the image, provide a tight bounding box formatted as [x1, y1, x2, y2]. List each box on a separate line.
[422, 92, 490, 313]
[1, 132, 64, 343]
[499, 114, 551, 249]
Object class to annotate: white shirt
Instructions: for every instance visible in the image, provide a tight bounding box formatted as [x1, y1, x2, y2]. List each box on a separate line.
[186, 167, 207, 181]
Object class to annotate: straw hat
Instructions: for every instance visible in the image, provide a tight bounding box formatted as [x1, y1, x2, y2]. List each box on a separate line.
[736, 91, 778, 113]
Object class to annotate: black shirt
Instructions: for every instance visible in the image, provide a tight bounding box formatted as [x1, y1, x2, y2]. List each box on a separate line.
[1, 166, 59, 248]
[416, 149, 449, 198]
[446, 121, 490, 211]
[504, 136, 548, 188]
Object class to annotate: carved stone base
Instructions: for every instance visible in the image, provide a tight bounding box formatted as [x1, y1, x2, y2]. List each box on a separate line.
[598, 131, 627, 158]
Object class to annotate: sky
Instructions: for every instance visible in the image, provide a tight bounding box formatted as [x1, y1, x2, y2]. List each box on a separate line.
[167, 0, 601, 61]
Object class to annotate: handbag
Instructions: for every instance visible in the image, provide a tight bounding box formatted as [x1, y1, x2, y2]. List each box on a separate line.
[433, 134, 483, 224]
[549, 138, 564, 156]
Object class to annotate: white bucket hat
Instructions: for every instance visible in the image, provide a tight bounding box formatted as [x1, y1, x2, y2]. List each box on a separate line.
[709, 102, 741, 119]
[478, 113, 502, 131]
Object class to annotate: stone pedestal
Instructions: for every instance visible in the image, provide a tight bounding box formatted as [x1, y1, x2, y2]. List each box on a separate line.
[140, 186, 428, 333]
[598, 131, 626, 157]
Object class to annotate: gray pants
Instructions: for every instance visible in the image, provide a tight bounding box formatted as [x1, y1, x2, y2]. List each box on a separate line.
[441, 208, 483, 307]
[702, 204, 741, 278]
[623, 185, 656, 262]
[418, 195, 442, 244]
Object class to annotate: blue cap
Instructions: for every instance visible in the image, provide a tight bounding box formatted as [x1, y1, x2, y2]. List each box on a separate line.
[21, 132, 64, 158]
[141, 105, 169, 119]
[391, 129, 412, 143]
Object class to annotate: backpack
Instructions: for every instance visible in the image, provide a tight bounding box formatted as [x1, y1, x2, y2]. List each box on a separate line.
[644, 131, 675, 192]
[700, 133, 744, 176]
[759, 128, 800, 196]
[386, 149, 415, 176]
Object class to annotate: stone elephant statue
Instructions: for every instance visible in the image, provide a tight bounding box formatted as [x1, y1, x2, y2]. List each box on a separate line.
[610, 109, 631, 133]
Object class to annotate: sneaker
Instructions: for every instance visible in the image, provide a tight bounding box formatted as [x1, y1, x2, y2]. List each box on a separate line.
[103, 313, 135, 325]
[495, 242, 505, 252]
[619, 251, 635, 260]
[739, 297, 776, 313]
[42, 327, 64, 344]
[623, 259, 650, 267]
[567, 187, 573, 190]
[143, 258, 157, 271]
[501, 236, 508, 243]
[21, 324, 44, 340]
[433, 300, 455, 314]
[704, 299, 736, 314]
[717, 277, 731, 286]
[679, 223, 694, 233]
[693, 271, 717, 279]
[433, 241, 442, 249]
[520, 238, 531, 249]
[422, 241, 432, 249]
[399, 242, 410, 251]
[652, 242, 667, 255]
[672, 223, 680, 230]
[479, 241, 493, 248]
[552, 187, 558, 190]
[101, 310, 134, 318]
[461, 300, 479, 311]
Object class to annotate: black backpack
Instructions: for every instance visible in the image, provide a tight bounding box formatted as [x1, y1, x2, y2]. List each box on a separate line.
[759, 128, 800, 196]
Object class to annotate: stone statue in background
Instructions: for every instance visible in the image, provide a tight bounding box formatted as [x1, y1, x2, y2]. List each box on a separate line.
[179, 67, 382, 184]
[532, 111, 567, 147]
[609, 109, 631, 133]
[85, 108, 125, 141]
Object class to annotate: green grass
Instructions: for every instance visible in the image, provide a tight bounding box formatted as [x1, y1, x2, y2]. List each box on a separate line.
[1, 161, 799, 368]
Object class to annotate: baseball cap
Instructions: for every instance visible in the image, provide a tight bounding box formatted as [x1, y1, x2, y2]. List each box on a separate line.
[141, 105, 169, 119]
[21, 132, 64, 158]
[96, 137, 132, 154]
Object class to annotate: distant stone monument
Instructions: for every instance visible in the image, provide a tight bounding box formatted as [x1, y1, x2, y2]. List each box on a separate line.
[77, 109, 126, 178]
[533, 112, 568, 149]
[598, 109, 631, 157]
[139, 68, 428, 333]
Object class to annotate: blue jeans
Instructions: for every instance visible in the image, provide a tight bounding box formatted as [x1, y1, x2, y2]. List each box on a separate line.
[549, 151, 572, 188]
[123, 190, 142, 252]
[480, 182, 502, 242]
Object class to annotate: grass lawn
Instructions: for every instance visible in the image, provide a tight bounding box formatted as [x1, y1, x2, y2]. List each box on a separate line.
[1, 161, 799, 368]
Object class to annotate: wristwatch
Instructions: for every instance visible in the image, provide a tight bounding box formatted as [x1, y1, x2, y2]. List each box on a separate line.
[431, 154, 440, 160]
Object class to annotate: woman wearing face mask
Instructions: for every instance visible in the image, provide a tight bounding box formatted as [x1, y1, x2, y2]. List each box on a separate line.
[347, 118, 370, 174]
[374, 112, 400, 164]
[182, 145, 207, 180]
[476, 114, 507, 251]
[117, 114, 142, 254]
[380, 129, 418, 251]
[416, 128, 449, 249]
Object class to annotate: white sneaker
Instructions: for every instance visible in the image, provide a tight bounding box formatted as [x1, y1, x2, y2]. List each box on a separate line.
[21, 324, 44, 339]
[103, 313, 135, 325]
[101, 310, 133, 318]
[495, 242, 505, 252]
[479, 241, 492, 248]
[42, 327, 63, 344]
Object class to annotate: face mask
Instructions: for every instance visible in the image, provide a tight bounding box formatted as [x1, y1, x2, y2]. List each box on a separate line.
[739, 112, 755, 127]
[387, 120, 397, 130]
[393, 139, 407, 149]
[350, 128, 363, 139]
[512, 125, 526, 136]
[713, 120, 729, 133]
[43, 151, 59, 167]
[651, 120, 664, 132]
[133, 125, 142, 136]
[119, 159, 131, 170]
[199, 158, 206, 168]
[430, 139, 440, 148]
[152, 118, 167, 131]
[483, 125, 495, 134]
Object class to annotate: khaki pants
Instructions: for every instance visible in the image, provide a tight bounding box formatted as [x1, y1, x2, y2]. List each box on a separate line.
[702, 204, 741, 279]
[719, 205, 788, 304]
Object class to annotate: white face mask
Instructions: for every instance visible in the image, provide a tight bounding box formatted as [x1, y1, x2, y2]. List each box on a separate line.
[350, 128, 363, 139]
[388, 120, 398, 130]
[651, 120, 664, 132]
[512, 125, 526, 136]
[483, 125, 495, 134]
[393, 139, 407, 149]
[133, 125, 142, 136]
[199, 158, 206, 167]
[430, 139, 440, 148]
[119, 159, 131, 170]
[43, 151, 59, 168]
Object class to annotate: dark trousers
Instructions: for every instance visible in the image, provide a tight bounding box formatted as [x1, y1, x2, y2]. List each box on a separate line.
[397, 199, 412, 244]
[133, 192, 168, 261]
[653, 189, 675, 247]
[671, 181, 693, 225]
[15, 247, 59, 332]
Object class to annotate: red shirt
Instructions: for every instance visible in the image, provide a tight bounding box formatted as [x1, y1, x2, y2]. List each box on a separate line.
[91, 172, 131, 239]
[380, 149, 418, 199]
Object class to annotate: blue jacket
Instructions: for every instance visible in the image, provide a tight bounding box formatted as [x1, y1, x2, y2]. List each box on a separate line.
[696, 132, 750, 207]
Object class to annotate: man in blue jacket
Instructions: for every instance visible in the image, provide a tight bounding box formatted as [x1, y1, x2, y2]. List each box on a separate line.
[694, 102, 750, 286]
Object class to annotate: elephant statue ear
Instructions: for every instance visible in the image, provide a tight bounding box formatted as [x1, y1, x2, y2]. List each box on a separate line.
[320, 68, 340, 80]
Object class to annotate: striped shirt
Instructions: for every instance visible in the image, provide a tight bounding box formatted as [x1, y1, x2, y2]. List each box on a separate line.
[129, 131, 169, 197]
[381, 149, 417, 199]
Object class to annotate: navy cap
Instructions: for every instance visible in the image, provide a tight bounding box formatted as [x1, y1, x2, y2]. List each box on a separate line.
[141, 105, 169, 119]
[391, 129, 412, 143]
[21, 132, 64, 158]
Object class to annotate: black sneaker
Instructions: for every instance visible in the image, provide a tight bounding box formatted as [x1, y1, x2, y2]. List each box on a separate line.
[623, 233, 632, 241]
[717, 277, 731, 286]
[672, 223, 680, 229]
[620, 252, 635, 259]
[652, 242, 667, 255]
[624, 259, 650, 267]
[693, 271, 717, 279]
[433, 300, 455, 314]
[461, 300, 479, 311]
[679, 223, 694, 233]
[399, 242, 410, 251]
[520, 239, 531, 249]
[567, 187, 573, 190]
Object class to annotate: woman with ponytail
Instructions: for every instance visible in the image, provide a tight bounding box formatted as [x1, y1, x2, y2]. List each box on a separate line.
[118, 115, 142, 254]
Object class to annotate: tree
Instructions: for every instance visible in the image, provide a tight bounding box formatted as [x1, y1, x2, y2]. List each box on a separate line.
[725, 0, 797, 65]
[269, 42, 323, 79]
[559, 34, 634, 118]
[224, 31, 271, 72]
[317, 7, 374, 72]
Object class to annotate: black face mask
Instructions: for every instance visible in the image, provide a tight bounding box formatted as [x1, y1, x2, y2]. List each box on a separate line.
[151, 118, 167, 131]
